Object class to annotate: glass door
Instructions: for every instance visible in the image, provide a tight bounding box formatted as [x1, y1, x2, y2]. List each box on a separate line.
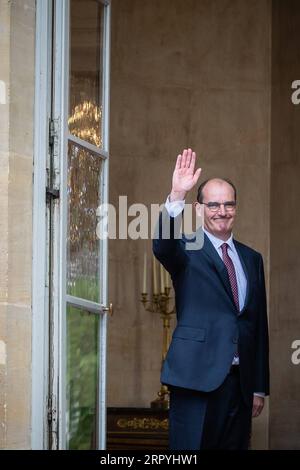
[51, 0, 111, 450]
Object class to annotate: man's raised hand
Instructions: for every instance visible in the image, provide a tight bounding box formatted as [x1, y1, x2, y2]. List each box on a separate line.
[170, 149, 202, 202]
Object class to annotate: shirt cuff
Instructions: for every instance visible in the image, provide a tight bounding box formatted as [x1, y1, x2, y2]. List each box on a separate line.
[164, 195, 185, 218]
[253, 393, 265, 397]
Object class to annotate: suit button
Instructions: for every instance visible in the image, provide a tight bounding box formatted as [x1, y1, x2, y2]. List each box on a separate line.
[232, 337, 238, 344]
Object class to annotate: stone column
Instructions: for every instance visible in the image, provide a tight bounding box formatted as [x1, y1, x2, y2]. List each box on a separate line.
[0, 0, 35, 449]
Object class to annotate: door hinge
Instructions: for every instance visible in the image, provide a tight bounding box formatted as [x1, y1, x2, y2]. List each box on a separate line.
[47, 117, 60, 202]
[46, 186, 60, 202]
[49, 118, 59, 151]
[47, 394, 57, 425]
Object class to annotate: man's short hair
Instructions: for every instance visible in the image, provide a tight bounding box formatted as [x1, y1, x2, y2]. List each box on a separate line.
[197, 178, 237, 203]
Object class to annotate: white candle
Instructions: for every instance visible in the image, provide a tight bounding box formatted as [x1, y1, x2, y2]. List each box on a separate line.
[160, 263, 165, 293]
[143, 252, 147, 293]
[153, 255, 158, 294]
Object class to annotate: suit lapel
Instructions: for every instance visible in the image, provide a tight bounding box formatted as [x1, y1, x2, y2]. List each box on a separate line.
[201, 233, 252, 314]
[202, 233, 236, 308]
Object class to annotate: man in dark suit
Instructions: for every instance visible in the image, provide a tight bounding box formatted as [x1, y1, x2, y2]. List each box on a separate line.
[153, 148, 269, 450]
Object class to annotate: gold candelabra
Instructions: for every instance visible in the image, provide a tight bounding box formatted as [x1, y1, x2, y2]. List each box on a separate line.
[141, 256, 175, 410]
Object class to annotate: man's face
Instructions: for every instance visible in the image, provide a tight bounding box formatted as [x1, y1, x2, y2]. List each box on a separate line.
[196, 179, 236, 240]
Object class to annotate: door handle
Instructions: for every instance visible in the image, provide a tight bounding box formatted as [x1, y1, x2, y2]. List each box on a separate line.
[102, 302, 113, 316]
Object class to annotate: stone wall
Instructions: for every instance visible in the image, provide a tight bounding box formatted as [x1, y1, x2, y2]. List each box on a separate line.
[0, 0, 35, 449]
[270, 0, 300, 450]
[108, 0, 271, 449]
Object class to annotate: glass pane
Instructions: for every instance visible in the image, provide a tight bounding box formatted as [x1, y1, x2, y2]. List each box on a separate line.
[69, 0, 104, 148]
[66, 305, 99, 450]
[67, 142, 102, 302]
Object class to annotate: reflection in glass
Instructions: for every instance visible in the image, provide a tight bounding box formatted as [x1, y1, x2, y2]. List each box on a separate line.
[67, 143, 102, 302]
[66, 305, 99, 450]
[69, 0, 104, 148]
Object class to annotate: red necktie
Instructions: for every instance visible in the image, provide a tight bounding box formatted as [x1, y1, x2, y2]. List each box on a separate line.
[221, 243, 240, 312]
[221, 243, 239, 361]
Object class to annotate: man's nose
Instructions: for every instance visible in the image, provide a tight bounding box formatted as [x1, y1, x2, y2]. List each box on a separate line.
[218, 204, 226, 216]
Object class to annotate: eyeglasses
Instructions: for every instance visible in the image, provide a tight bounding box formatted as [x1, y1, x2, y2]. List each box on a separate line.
[202, 201, 237, 212]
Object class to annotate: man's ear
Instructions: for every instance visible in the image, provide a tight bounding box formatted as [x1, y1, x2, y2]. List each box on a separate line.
[194, 201, 202, 217]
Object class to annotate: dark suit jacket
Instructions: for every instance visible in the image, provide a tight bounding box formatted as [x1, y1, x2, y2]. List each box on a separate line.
[153, 208, 270, 406]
